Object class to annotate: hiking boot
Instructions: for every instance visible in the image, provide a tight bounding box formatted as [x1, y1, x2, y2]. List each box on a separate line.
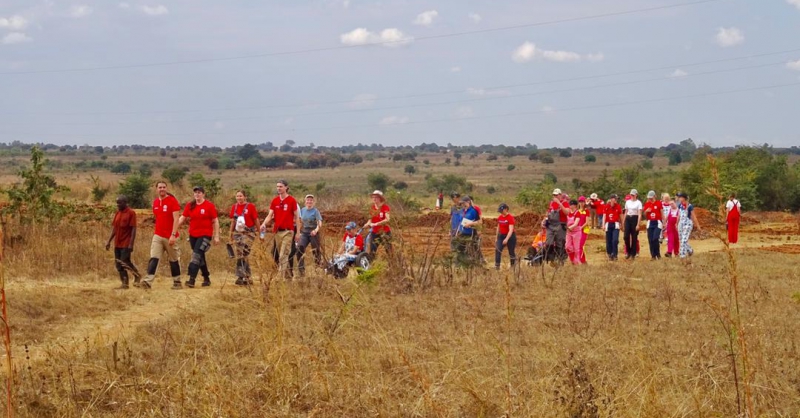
[185, 279, 196, 288]
[116, 283, 129, 290]
[171, 281, 183, 290]
[140, 281, 152, 289]
[234, 278, 245, 286]
[201, 280, 211, 287]
[132, 281, 142, 288]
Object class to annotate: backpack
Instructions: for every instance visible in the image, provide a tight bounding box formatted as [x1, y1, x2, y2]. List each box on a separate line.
[234, 204, 247, 232]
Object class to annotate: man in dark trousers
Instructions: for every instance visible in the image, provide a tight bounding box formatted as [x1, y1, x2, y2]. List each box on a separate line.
[106, 195, 141, 289]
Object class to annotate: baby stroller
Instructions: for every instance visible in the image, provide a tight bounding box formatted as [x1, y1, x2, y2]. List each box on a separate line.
[324, 226, 373, 279]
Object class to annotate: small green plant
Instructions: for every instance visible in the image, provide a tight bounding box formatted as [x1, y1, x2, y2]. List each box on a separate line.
[90, 175, 110, 203]
[507, 164, 516, 171]
[584, 154, 597, 163]
[367, 172, 391, 192]
[118, 174, 151, 209]
[2, 145, 70, 223]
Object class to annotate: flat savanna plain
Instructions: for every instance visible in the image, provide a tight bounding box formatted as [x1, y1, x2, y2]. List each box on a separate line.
[2, 156, 800, 417]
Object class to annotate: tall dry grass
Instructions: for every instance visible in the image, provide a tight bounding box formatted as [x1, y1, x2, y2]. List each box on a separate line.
[2, 210, 800, 416]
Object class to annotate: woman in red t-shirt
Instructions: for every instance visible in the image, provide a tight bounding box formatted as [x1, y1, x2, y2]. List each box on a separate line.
[495, 203, 517, 270]
[228, 190, 259, 286]
[177, 186, 220, 288]
[363, 190, 393, 257]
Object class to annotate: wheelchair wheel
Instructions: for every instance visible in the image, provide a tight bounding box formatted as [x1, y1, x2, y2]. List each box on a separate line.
[355, 252, 371, 271]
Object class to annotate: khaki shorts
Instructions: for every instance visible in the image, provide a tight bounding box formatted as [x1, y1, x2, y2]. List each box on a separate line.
[150, 234, 180, 262]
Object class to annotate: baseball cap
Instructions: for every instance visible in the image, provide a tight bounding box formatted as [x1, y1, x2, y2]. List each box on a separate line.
[578, 196, 586, 202]
[552, 188, 562, 195]
[647, 190, 656, 198]
[609, 193, 619, 200]
[630, 189, 638, 196]
[304, 194, 315, 200]
[676, 192, 688, 198]
[498, 203, 509, 212]
[569, 199, 578, 206]
[590, 193, 598, 200]
[345, 221, 357, 230]
[192, 186, 205, 192]
[450, 191, 461, 198]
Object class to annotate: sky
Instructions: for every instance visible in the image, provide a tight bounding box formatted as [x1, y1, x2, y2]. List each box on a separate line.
[1, 0, 799, 148]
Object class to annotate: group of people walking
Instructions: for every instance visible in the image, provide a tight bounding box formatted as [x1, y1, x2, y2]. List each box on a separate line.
[107, 178, 743, 287]
[106, 180, 386, 289]
[446, 188, 743, 269]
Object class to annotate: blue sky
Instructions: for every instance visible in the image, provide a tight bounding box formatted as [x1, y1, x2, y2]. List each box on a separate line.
[1, 0, 799, 148]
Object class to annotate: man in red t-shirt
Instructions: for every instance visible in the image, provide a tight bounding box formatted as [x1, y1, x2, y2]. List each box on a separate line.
[495, 203, 517, 269]
[643, 190, 665, 259]
[261, 180, 301, 277]
[105, 196, 141, 289]
[142, 181, 182, 289]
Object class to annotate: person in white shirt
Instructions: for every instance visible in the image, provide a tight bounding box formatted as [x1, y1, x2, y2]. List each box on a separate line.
[622, 189, 643, 260]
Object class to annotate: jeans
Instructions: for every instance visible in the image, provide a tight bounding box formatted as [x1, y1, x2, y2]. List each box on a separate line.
[369, 231, 393, 255]
[495, 233, 517, 268]
[605, 224, 620, 260]
[296, 229, 322, 274]
[647, 220, 661, 259]
[623, 216, 639, 257]
[188, 236, 211, 282]
[114, 247, 140, 284]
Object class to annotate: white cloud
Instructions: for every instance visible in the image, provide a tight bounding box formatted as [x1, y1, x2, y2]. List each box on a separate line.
[413, 10, 438, 27]
[343, 0, 351, 8]
[379, 116, 409, 125]
[466, 87, 509, 97]
[340, 28, 413, 47]
[541, 50, 581, 63]
[541, 106, 555, 114]
[787, 60, 800, 71]
[2, 32, 32, 45]
[283, 118, 294, 125]
[512, 41, 599, 63]
[586, 53, 604, 62]
[69, 5, 93, 18]
[788, 0, 800, 10]
[512, 41, 537, 63]
[715, 27, 744, 47]
[669, 69, 688, 78]
[118, 2, 130, 9]
[455, 106, 474, 118]
[350, 93, 378, 109]
[468, 13, 482, 23]
[450, 66, 461, 73]
[213, 121, 225, 130]
[0, 15, 28, 30]
[142, 5, 169, 16]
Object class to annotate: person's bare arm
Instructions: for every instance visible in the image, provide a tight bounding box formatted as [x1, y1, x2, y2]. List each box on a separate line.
[212, 218, 220, 244]
[261, 210, 274, 229]
[129, 227, 136, 250]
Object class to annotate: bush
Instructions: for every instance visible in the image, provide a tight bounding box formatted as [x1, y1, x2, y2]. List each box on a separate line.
[584, 154, 597, 163]
[404, 164, 416, 176]
[559, 149, 572, 158]
[90, 175, 110, 203]
[486, 154, 498, 161]
[487, 186, 497, 194]
[110, 162, 132, 174]
[423, 159, 430, 165]
[528, 152, 539, 161]
[161, 166, 186, 186]
[187, 173, 221, 200]
[507, 164, 516, 171]
[544, 172, 558, 184]
[541, 155, 555, 164]
[118, 174, 151, 209]
[2, 146, 70, 223]
[426, 174, 473, 194]
[367, 172, 391, 192]
[641, 159, 654, 170]
[204, 158, 220, 170]
[393, 181, 408, 190]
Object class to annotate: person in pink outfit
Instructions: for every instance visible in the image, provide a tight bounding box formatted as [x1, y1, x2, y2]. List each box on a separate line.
[565, 199, 587, 265]
[664, 199, 680, 257]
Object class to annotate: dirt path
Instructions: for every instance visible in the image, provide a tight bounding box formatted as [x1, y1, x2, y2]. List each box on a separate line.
[5, 279, 230, 365]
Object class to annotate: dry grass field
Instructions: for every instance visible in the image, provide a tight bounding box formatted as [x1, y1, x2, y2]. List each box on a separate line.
[0, 155, 799, 417]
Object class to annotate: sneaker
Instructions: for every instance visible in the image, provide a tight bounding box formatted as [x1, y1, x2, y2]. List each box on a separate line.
[201, 280, 211, 287]
[132, 281, 142, 288]
[185, 280, 195, 288]
[116, 283, 129, 290]
[234, 278, 245, 286]
[171, 281, 183, 290]
[141, 281, 152, 289]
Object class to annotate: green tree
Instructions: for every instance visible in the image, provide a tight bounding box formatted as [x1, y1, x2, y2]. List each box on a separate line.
[2, 146, 69, 223]
[559, 149, 572, 158]
[426, 174, 473, 194]
[584, 154, 597, 163]
[161, 166, 186, 186]
[118, 174, 151, 209]
[367, 172, 391, 192]
[541, 155, 555, 164]
[187, 173, 222, 200]
[404, 164, 416, 176]
[507, 164, 516, 171]
[237, 144, 260, 161]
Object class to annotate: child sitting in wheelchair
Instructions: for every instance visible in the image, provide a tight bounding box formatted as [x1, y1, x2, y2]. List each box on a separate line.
[325, 221, 367, 278]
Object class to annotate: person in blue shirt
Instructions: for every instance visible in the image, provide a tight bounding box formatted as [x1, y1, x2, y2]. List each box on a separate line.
[449, 192, 464, 251]
[455, 195, 481, 267]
